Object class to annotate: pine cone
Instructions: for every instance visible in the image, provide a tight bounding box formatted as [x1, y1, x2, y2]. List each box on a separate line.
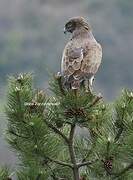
[64, 108, 86, 118]
[28, 101, 38, 113]
[103, 157, 113, 172]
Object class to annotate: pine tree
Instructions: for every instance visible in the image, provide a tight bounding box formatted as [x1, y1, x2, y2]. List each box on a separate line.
[1, 73, 133, 180]
[0, 166, 12, 180]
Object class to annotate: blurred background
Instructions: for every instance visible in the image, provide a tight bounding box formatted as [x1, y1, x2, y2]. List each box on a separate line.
[0, 0, 133, 169]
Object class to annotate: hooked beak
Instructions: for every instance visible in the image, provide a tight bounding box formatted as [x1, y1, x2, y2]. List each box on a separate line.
[64, 27, 67, 34]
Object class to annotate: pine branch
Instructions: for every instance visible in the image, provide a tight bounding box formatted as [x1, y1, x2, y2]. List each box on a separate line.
[46, 163, 61, 180]
[68, 125, 76, 165]
[68, 124, 80, 180]
[81, 142, 97, 163]
[115, 107, 125, 142]
[9, 129, 29, 139]
[15, 89, 24, 122]
[44, 120, 69, 144]
[114, 127, 124, 142]
[115, 96, 132, 142]
[89, 95, 102, 108]
[47, 157, 73, 168]
[114, 162, 133, 178]
[35, 173, 42, 180]
[106, 140, 111, 159]
[77, 158, 98, 168]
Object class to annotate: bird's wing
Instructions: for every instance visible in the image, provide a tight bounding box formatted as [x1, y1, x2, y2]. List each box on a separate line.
[61, 46, 84, 77]
[81, 42, 102, 76]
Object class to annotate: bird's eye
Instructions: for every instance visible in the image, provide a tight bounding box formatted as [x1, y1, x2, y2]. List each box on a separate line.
[65, 21, 75, 33]
[67, 22, 73, 28]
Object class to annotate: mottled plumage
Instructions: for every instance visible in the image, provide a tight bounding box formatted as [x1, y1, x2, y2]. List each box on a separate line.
[61, 17, 102, 91]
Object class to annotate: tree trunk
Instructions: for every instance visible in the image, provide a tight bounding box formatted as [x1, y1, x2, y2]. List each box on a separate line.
[68, 125, 80, 180]
[72, 165, 80, 180]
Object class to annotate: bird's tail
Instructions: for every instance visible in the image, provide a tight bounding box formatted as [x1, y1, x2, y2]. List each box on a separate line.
[63, 75, 81, 90]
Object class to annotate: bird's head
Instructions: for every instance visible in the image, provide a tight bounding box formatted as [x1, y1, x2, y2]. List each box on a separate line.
[64, 17, 91, 34]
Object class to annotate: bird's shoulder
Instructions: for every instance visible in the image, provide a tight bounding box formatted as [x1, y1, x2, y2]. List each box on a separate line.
[64, 39, 83, 51]
[83, 39, 102, 50]
[82, 40, 102, 58]
[63, 39, 83, 58]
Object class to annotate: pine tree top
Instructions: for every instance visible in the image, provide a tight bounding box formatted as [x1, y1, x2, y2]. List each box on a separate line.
[1, 73, 133, 180]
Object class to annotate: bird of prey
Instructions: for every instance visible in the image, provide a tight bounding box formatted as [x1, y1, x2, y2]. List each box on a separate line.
[61, 17, 102, 92]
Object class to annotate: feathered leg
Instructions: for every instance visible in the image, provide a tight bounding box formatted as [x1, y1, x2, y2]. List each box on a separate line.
[84, 76, 94, 93]
[71, 80, 80, 96]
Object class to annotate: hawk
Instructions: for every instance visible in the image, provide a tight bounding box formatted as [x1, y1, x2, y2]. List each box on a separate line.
[61, 17, 102, 92]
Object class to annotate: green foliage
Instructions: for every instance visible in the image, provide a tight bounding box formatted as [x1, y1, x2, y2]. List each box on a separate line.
[0, 166, 11, 180]
[5, 73, 133, 179]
